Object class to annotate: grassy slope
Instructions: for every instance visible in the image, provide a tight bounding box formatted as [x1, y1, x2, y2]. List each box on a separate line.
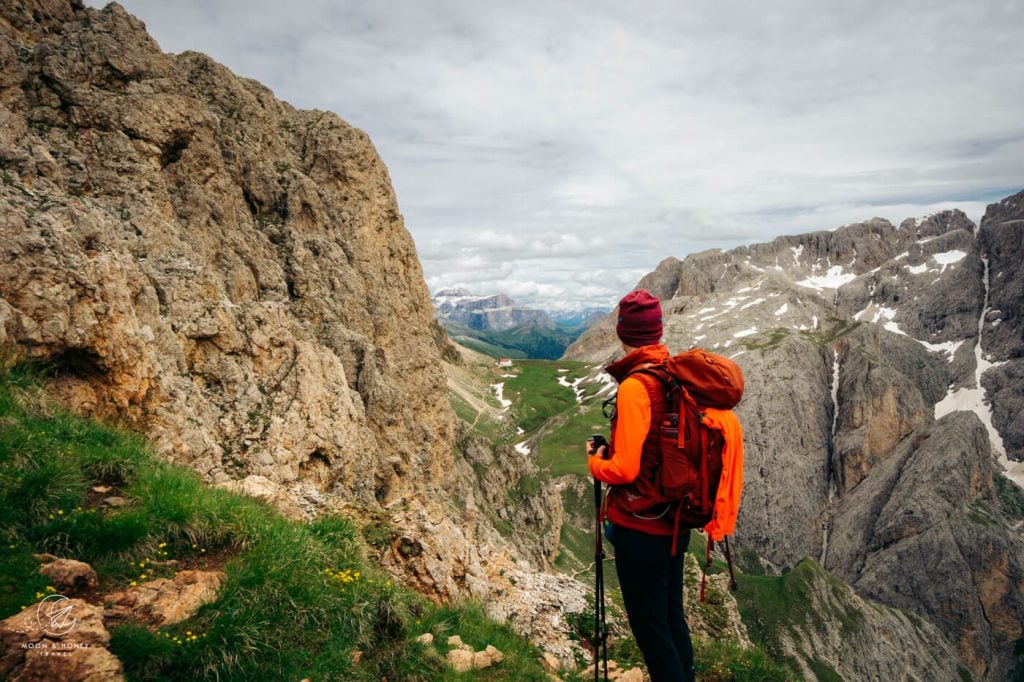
[0, 358, 552, 681]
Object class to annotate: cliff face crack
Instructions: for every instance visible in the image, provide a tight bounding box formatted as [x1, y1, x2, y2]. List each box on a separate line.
[821, 347, 841, 566]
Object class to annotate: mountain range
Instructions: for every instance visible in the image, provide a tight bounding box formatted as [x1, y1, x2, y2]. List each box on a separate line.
[567, 196, 1024, 680]
[432, 288, 605, 359]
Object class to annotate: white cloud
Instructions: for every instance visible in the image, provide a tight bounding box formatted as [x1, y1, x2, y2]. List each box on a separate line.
[97, 0, 1024, 309]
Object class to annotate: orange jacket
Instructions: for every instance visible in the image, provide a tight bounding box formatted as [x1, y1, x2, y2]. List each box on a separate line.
[702, 407, 744, 541]
[588, 375, 651, 485]
[589, 344, 677, 536]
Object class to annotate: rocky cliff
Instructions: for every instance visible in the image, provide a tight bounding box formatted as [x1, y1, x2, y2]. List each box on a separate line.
[733, 557, 964, 682]
[566, 194, 1024, 679]
[0, 0, 579, 659]
[0, 0, 452, 503]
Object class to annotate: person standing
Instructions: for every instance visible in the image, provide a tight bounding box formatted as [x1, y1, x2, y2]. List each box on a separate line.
[587, 289, 695, 682]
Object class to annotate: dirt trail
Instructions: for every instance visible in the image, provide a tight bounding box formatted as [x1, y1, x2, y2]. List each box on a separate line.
[445, 357, 502, 427]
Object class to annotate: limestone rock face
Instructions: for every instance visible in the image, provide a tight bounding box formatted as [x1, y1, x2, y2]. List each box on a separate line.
[832, 326, 950, 493]
[767, 560, 962, 682]
[0, 0, 579, 661]
[683, 553, 752, 649]
[729, 336, 832, 566]
[827, 413, 1024, 680]
[564, 195, 1024, 677]
[0, 0, 454, 508]
[433, 289, 554, 332]
[380, 494, 587, 666]
[979, 189, 1024, 462]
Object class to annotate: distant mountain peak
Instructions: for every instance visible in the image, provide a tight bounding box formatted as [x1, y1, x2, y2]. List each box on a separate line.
[432, 289, 546, 332]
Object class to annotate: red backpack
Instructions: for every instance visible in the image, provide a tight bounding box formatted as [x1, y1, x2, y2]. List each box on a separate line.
[632, 349, 745, 594]
[633, 350, 742, 519]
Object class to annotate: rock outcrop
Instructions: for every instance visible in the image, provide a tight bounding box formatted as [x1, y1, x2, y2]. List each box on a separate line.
[0, 0, 577, 658]
[979, 190, 1024, 463]
[827, 412, 1024, 679]
[0, 598, 123, 681]
[744, 559, 964, 682]
[103, 570, 225, 627]
[565, 194, 1024, 678]
[0, 0, 452, 506]
[37, 557, 99, 593]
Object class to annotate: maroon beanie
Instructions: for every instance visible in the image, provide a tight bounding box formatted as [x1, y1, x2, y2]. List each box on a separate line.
[616, 289, 663, 347]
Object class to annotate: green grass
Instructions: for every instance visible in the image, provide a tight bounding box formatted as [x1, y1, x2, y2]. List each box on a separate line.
[694, 639, 795, 681]
[440, 321, 583, 360]
[733, 557, 868, 677]
[499, 360, 610, 477]
[0, 355, 551, 680]
[968, 499, 996, 527]
[503, 360, 590, 433]
[448, 391, 478, 425]
[451, 336, 528, 360]
[537, 408, 608, 477]
[996, 474, 1024, 523]
[733, 560, 818, 659]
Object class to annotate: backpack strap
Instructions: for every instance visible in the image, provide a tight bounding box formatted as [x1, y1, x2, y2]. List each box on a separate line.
[670, 504, 683, 556]
[632, 364, 688, 556]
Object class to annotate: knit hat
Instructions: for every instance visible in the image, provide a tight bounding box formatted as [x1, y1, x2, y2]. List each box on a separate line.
[616, 289, 663, 347]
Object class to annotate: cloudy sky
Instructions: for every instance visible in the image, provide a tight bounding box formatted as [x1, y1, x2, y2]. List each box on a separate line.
[90, 1, 1023, 311]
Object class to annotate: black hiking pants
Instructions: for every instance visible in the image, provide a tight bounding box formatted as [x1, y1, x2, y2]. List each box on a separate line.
[610, 524, 695, 682]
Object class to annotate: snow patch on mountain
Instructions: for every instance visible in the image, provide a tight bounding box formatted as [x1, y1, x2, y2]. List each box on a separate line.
[558, 374, 586, 403]
[932, 249, 967, 272]
[492, 383, 511, 409]
[797, 266, 857, 291]
[934, 257, 1020, 486]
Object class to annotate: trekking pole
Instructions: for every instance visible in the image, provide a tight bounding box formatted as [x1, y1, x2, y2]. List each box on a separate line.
[588, 435, 609, 682]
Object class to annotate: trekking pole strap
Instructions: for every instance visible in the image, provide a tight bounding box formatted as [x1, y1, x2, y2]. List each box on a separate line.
[700, 535, 713, 602]
[724, 536, 738, 591]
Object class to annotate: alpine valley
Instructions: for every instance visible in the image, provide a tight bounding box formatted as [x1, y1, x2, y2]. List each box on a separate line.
[0, 2, 1022, 681]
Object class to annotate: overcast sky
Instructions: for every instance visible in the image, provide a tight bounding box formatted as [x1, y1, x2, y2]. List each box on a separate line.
[89, 1, 1023, 311]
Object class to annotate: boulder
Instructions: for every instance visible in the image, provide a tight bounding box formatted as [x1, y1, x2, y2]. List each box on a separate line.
[0, 598, 123, 681]
[103, 570, 224, 626]
[445, 648, 473, 673]
[38, 558, 99, 593]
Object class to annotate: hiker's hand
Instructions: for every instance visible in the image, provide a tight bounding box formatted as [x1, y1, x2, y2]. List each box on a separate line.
[586, 436, 608, 458]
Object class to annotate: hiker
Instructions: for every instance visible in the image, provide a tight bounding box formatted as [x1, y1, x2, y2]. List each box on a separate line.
[586, 289, 696, 682]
